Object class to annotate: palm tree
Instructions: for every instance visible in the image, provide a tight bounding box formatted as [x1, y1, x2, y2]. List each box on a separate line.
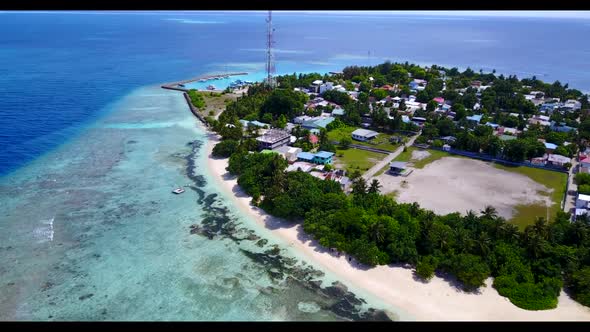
[368, 179, 382, 194]
[464, 210, 479, 231]
[532, 217, 549, 240]
[500, 223, 520, 244]
[454, 227, 473, 253]
[480, 205, 498, 220]
[370, 219, 387, 245]
[351, 177, 368, 196]
[475, 231, 492, 256]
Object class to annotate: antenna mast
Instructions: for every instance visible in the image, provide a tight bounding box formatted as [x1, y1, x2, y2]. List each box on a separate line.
[265, 10, 276, 88]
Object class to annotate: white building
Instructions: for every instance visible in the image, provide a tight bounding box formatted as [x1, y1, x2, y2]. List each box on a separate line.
[576, 194, 590, 209]
[351, 129, 379, 141]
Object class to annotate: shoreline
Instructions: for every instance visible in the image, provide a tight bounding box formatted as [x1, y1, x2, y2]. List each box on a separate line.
[203, 132, 590, 321]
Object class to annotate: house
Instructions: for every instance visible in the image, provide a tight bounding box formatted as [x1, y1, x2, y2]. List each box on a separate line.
[486, 122, 500, 129]
[302, 117, 335, 130]
[499, 135, 517, 141]
[550, 121, 576, 133]
[309, 134, 319, 145]
[296, 151, 334, 165]
[529, 115, 551, 127]
[256, 128, 291, 150]
[319, 82, 334, 95]
[351, 128, 379, 141]
[332, 108, 345, 116]
[576, 194, 590, 209]
[275, 146, 302, 163]
[313, 151, 334, 165]
[412, 117, 427, 126]
[564, 99, 582, 111]
[544, 142, 557, 153]
[286, 161, 314, 173]
[442, 144, 451, 151]
[580, 156, 590, 173]
[433, 97, 445, 105]
[547, 154, 571, 167]
[389, 161, 408, 175]
[466, 114, 483, 124]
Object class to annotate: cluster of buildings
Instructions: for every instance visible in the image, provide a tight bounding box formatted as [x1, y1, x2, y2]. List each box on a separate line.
[254, 127, 350, 189]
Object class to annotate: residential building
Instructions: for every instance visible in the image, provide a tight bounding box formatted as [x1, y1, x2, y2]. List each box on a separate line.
[256, 128, 291, 150]
[576, 194, 590, 209]
[544, 142, 557, 153]
[389, 161, 408, 174]
[550, 121, 577, 133]
[296, 151, 334, 165]
[302, 116, 335, 130]
[466, 114, 483, 124]
[351, 128, 379, 141]
[547, 154, 571, 167]
[275, 146, 302, 163]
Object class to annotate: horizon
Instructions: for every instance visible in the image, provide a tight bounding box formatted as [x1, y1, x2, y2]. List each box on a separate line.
[2, 10, 590, 19]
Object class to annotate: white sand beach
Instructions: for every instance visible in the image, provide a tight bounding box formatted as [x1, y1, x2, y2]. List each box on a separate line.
[205, 133, 590, 321]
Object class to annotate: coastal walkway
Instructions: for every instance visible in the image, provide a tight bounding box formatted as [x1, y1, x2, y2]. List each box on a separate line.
[362, 134, 419, 181]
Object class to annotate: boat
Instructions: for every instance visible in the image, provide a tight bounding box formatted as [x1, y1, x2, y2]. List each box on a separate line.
[178, 83, 185, 88]
[198, 79, 206, 82]
[172, 187, 185, 194]
[206, 85, 216, 91]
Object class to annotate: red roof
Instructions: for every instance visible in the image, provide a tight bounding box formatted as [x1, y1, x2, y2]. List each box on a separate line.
[581, 157, 590, 164]
[309, 134, 319, 144]
[433, 97, 445, 104]
[381, 85, 393, 90]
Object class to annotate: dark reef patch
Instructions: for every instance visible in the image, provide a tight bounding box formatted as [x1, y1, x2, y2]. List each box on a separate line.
[181, 139, 393, 321]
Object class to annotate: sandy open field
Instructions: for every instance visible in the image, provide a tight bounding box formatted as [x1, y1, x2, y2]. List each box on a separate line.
[375, 156, 553, 220]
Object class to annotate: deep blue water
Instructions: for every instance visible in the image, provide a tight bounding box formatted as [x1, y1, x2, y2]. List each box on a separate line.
[1, 11, 590, 176]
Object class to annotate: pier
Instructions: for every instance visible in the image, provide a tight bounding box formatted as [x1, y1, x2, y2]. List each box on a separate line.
[161, 72, 248, 127]
[161, 72, 248, 92]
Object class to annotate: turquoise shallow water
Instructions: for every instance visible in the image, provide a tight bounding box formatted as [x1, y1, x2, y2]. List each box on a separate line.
[0, 86, 398, 321]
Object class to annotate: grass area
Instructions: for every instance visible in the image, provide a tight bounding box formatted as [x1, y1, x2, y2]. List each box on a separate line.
[493, 163, 568, 229]
[392, 147, 459, 169]
[333, 147, 386, 174]
[193, 91, 239, 119]
[386, 190, 399, 199]
[328, 126, 399, 152]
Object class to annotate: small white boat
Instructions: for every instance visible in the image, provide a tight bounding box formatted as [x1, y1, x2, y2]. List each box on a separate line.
[206, 85, 216, 90]
[172, 187, 185, 194]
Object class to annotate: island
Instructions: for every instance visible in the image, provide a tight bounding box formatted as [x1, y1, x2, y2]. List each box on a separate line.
[178, 61, 590, 320]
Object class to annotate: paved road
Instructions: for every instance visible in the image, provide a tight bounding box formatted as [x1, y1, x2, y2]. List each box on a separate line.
[362, 134, 420, 181]
[564, 158, 579, 217]
[349, 144, 391, 155]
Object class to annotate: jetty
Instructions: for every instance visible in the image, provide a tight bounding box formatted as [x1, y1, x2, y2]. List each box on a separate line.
[161, 72, 247, 127]
[161, 72, 248, 92]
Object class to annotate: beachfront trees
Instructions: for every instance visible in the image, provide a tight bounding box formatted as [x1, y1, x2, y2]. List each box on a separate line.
[212, 139, 240, 158]
[368, 179, 382, 194]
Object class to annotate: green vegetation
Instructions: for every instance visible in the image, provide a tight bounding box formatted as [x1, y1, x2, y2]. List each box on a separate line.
[327, 126, 398, 152]
[212, 139, 240, 158]
[493, 164, 567, 228]
[188, 89, 206, 109]
[334, 148, 385, 174]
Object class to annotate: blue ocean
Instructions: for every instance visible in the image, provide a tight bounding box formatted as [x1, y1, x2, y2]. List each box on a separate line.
[1, 11, 590, 320]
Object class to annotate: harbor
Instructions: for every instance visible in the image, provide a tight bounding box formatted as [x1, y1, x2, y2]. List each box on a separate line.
[161, 72, 248, 92]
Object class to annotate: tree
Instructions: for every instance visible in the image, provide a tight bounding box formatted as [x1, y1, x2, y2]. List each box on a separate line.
[415, 256, 438, 281]
[276, 114, 287, 129]
[351, 177, 368, 196]
[426, 100, 438, 113]
[212, 139, 240, 158]
[368, 179, 382, 194]
[340, 137, 352, 149]
[481, 206, 499, 220]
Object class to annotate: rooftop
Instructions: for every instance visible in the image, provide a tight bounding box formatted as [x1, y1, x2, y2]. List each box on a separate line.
[390, 161, 408, 169]
[256, 128, 290, 144]
[578, 194, 590, 202]
[544, 142, 558, 150]
[315, 151, 335, 159]
[351, 128, 379, 137]
[297, 152, 316, 160]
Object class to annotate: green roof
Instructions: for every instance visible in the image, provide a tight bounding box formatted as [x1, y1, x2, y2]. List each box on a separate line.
[499, 135, 517, 141]
[261, 149, 278, 154]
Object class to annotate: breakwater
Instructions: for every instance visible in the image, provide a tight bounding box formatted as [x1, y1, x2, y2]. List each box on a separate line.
[161, 72, 248, 92]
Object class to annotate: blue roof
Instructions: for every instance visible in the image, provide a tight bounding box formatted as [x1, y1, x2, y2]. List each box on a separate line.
[313, 117, 335, 128]
[315, 151, 335, 159]
[545, 142, 558, 150]
[332, 108, 345, 116]
[402, 115, 410, 123]
[297, 152, 315, 161]
[467, 114, 483, 122]
[250, 121, 268, 127]
[486, 122, 499, 128]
